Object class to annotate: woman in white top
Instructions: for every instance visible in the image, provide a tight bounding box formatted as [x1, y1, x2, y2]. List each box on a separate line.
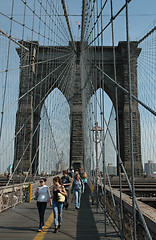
[35, 178, 51, 232]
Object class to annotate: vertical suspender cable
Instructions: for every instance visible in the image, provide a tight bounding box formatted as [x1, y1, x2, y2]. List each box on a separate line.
[61, 0, 75, 51]
[100, 0, 107, 235]
[0, 0, 15, 140]
[125, 1, 136, 239]
[93, 1, 98, 213]
[110, 0, 124, 238]
[81, 0, 86, 43]
[96, 0, 101, 213]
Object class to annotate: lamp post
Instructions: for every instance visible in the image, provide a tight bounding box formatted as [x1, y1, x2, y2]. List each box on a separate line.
[92, 122, 102, 210]
[92, 122, 102, 178]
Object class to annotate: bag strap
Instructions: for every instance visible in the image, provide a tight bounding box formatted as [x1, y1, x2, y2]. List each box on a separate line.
[80, 179, 84, 190]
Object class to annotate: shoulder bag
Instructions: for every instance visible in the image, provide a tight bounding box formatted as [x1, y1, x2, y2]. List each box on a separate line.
[34, 192, 38, 200]
[57, 188, 65, 202]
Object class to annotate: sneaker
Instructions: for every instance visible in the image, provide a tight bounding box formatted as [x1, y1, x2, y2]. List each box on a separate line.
[38, 229, 42, 232]
[65, 203, 69, 209]
[58, 224, 61, 229]
[53, 227, 58, 233]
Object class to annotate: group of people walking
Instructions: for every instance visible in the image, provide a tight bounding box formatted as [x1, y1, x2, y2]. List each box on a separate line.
[35, 168, 87, 233]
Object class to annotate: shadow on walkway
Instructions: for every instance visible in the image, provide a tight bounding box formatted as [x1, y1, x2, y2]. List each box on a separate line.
[76, 186, 101, 240]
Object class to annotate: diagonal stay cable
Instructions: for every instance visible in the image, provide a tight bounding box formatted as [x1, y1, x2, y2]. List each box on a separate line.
[43, 104, 61, 162]
[138, 25, 156, 44]
[88, 79, 122, 237]
[0, 54, 75, 158]
[36, 0, 70, 43]
[0, 10, 69, 47]
[89, 73, 152, 240]
[0, 29, 29, 51]
[81, 0, 86, 42]
[0, 51, 72, 74]
[86, 0, 108, 42]
[83, 0, 132, 49]
[48, 0, 71, 40]
[0, 0, 15, 140]
[61, 0, 75, 51]
[20, 56, 75, 197]
[0, 55, 74, 198]
[20, 0, 69, 45]
[2, 53, 74, 114]
[87, 58, 156, 116]
[83, 0, 96, 41]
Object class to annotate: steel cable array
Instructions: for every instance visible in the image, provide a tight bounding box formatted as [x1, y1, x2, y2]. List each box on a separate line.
[0, 1, 155, 239]
[0, 0, 75, 211]
[80, 0, 154, 239]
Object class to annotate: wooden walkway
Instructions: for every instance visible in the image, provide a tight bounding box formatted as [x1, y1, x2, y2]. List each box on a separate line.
[0, 186, 120, 240]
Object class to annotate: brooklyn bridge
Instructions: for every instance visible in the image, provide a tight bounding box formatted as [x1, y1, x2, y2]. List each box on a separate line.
[0, 0, 156, 239]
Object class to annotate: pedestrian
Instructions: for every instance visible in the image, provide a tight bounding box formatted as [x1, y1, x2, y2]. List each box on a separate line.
[67, 168, 72, 178]
[82, 172, 88, 191]
[71, 169, 74, 177]
[74, 170, 79, 176]
[79, 168, 83, 178]
[61, 170, 71, 209]
[71, 173, 84, 210]
[35, 178, 51, 232]
[51, 176, 67, 233]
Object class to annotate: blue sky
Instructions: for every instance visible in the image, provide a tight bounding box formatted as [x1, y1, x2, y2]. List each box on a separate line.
[66, 0, 156, 43]
[0, 0, 156, 44]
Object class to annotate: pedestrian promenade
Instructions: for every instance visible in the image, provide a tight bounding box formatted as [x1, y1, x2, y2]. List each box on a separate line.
[0, 186, 120, 240]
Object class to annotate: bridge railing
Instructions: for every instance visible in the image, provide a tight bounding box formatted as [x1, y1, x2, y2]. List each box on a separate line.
[104, 185, 156, 240]
[88, 177, 156, 240]
[0, 183, 29, 212]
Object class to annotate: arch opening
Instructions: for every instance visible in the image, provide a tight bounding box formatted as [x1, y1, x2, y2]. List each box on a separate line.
[83, 88, 117, 176]
[38, 88, 70, 175]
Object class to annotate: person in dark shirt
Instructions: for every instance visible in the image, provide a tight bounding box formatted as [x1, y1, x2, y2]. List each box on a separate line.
[67, 168, 73, 178]
[79, 168, 83, 178]
[61, 170, 71, 209]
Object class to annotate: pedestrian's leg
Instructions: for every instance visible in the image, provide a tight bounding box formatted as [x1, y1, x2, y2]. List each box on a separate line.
[65, 189, 69, 209]
[37, 202, 42, 230]
[66, 189, 69, 209]
[58, 202, 63, 228]
[64, 194, 67, 207]
[40, 202, 47, 228]
[52, 201, 59, 227]
[74, 190, 78, 208]
[78, 190, 81, 208]
[67, 189, 69, 199]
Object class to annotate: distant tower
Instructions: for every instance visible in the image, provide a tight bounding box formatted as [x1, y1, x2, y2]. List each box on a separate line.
[144, 160, 156, 177]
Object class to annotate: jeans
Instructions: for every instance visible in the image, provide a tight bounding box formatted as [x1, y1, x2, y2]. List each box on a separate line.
[84, 183, 87, 191]
[74, 189, 81, 208]
[52, 200, 63, 226]
[37, 201, 47, 229]
[66, 188, 69, 199]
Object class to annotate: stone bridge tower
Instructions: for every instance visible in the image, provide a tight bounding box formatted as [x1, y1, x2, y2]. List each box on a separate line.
[13, 41, 143, 176]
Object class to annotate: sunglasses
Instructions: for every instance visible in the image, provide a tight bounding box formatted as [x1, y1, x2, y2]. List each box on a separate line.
[40, 180, 44, 183]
